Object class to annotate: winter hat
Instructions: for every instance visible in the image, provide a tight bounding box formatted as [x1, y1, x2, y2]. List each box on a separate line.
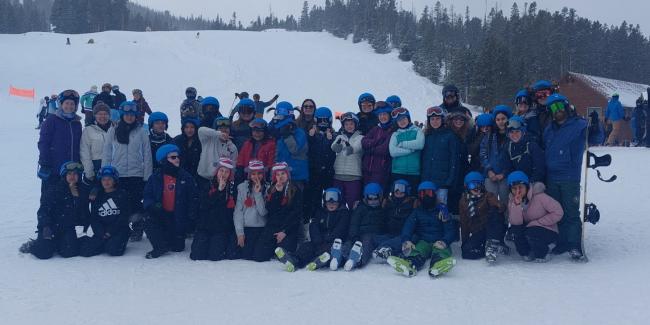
[245, 160, 265, 173]
[58, 89, 80, 108]
[358, 92, 376, 109]
[385, 95, 402, 108]
[273, 101, 294, 120]
[271, 162, 291, 182]
[464, 171, 484, 190]
[492, 105, 513, 119]
[97, 165, 120, 182]
[442, 85, 459, 97]
[201, 96, 220, 109]
[507, 171, 529, 187]
[476, 113, 494, 128]
[216, 157, 235, 170]
[374, 101, 393, 116]
[148, 112, 169, 129]
[59, 161, 84, 177]
[92, 102, 110, 116]
[155, 144, 180, 163]
[181, 118, 200, 129]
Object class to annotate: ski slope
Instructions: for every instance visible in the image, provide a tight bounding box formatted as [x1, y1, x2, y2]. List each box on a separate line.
[0, 30, 648, 324]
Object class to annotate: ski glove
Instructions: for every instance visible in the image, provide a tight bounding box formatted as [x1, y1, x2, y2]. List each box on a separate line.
[433, 241, 447, 250]
[402, 241, 415, 255]
[37, 165, 51, 180]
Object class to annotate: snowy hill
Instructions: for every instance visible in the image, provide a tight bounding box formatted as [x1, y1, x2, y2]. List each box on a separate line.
[0, 30, 649, 324]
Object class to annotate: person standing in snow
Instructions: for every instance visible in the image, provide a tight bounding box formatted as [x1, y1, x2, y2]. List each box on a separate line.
[79, 166, 131, 257]
[447, 111, 473, 217]
[502, 116, 546, 184]
[180, 86, 202, 120]
[36, 96, 49, 129]
[421, 106, 459, 205]
[507, 171, 563, 262]
[80, 85, 98, 126]
[356, 92, 378, 135]
[102, 102, 152, 242]
[305, 107, 336, 222]
[514, 89, 542, 145]
[93, 83, 117, 123]
[148, 112, 173, 170]
[543, 94, 587, 261]
[296, 98, 317, 132]
[80, 103, 113, 186]
[230, 98, 256, 150]
[173, 118, 202, 181]
[199, 96, 222, 128]
[197, 117, 238, 190]
[632, 97, 646, 146]
[143, 144, 198, 259]
[531, 80, 555, 133]
[605, 93, 628, 146]
[480, 105, 512, 209]
[131, 89, 152, 125]
[235, 118, 276, 184]
[389, 107, 424, 192]
[331, 112, 364, 210]
[269, 101, 309, 189]
[252, 93, 279, 119]
[361, 101, 394, 191]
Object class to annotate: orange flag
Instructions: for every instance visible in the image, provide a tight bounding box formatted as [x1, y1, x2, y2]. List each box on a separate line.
[9, 85, 35, 99]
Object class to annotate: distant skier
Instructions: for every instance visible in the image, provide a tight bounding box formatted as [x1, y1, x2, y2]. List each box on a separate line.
[252, 93, 279, 118]
[112, 85, 127, 109]
[80, 85, 98, 126]
[180, 87, 202, 120]
[633, 97, 646, 146]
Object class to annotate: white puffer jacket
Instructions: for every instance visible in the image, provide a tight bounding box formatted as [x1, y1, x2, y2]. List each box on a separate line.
[331, 131, 364, 177]
[80, 124, 112, 179]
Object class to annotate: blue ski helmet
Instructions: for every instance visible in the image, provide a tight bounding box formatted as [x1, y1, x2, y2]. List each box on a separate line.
[392, 179, 411, 196]
[315, 107, 333, 121]
[119, 101, 139, 116]
[385, 95, 402, 108]
[476, 113, 494, 127]
[155, 144, 180, 163]
[464, 171, 484, 190]
[507, 171, 529, 187]
[515, 89, 531, 106]
[97, 165, 120, 182]
[363, 182, 383, 197]
[274, 101, 295, 120]
[532, 80, 553, 91]
[492, 105, 513, 119]
[59, 161, 84, 177]
[200, 96, 220, 109]
[417, 181, 438, 192]
[237, 98, 256, 113]
[148, 112, 169, 128]
[358, 92, 376, 109]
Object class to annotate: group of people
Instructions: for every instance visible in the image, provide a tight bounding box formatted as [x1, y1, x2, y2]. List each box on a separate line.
[592, 90, 650, 148]
[24, 80, 591, 278]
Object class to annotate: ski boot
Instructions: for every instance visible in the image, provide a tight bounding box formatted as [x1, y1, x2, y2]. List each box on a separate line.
[275, 247, 297, 272]
[372, 247, 392, 264]
[329, 239, 343, 271]
[428, 257, 456, 277]
[343, 241, 363, 271]
[387, 256, 417, 277]
[306, 252, 331, 271]
[19, 239, 36, 254]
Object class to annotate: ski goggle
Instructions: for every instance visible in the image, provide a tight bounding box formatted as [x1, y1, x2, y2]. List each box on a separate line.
[214, 119, 231, 128]
[365, 194, 381, 201]
[535, 89, 552, 98]
[507, 119, 525, 130]
[515, 96, 529, 105]
[316, 117, 331, 125]
[98, 166, 120, 179]
[393, 183, 407, 194]
[418, 189, 435, 198]
[391, 107, 409, 119]
[549, 101, 566, 114]
[467, 181, 484, 191]
[60, 162, 84, 176]
[121, 103, 138, 113]
[61, 89, 80, 100]
[444, 91, 457, 98]
[427, 106, 445, 117]
[340, 113, 357, 123]
[324, 191, 341, 203]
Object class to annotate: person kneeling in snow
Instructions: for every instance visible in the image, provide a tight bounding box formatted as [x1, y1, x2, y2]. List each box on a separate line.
[233, 160, 269, 260]
[274, 187, 350, 272]
[386, 182, 456, 277]
[24, 162, 90, 259]
[459, 172, 508, 263]
[190, 158, 238, 261]
[335, 183, 385, 271]
[507, 171, 563, 262]
[143, 144, 198, 259]
[80, 166, 130, 257]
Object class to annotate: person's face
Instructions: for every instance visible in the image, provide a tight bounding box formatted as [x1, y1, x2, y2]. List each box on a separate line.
[509, 129, 523, 143]
[133, 93, 142, 100]
[325, 201, 339, 211]
[444, 94, 457, 104]
[183, 123, 196, 137]
[253, 95, 260, 101]
[216, 167, 231, 180]
[239, 109, 254, 121]
[553, 109, 568, 124]
[250, 171, 264, 183]
[360, 101, 374, 113]
[511, 183, 528, 197]
[393, 190, 406, 198]
[429, 116, 442, 129]
[123, 113, 136, 124]
[218, 126, 231, 136]
[275, 170, 289, 185]
[102, 86, 111, 93]
[517, 102, 529, 114]
[252, 129, 264, 141]
[167, 152, 180, 167]
[480, 125, 492, 134]
[95, 111, 110, 125]
[152, 121, 166, 133]
[66, 172, 79, 185]
[302, 101, 315, 115]
[378, 112, 390, 124]
[101, 177, 116, 191]
[495, 113, 508, 130]
[61, 100, 76, 113]
[343, 120, 356, 133]
[397, 117, 410, 128]
[536, 89, 551, 105]
[452, 117, 465, 128]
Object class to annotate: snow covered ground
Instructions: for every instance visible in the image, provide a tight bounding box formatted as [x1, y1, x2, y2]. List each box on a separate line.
[0, 30, 648, 324]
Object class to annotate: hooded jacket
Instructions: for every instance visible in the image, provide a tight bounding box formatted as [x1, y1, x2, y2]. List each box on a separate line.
[543, 116, 587, 182]
[38, 111, 82, 173]
[421, 127, 459, 188]
[197, 127, 238, 179]
[102, 124, 152, 180]
[361, 124, 393, 184]
[331, 130, 364, 178]
[508, 182, 563, 233]
[80, 124, 112, 179]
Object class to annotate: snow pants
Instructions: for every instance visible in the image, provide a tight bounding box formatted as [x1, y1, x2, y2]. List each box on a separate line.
[145, 212, 185, 254]
[403, 240, 452, 270]
[250, 226, 298, 262]
[485, 177, 509, 209]
[332, 179, 362, 210]
[293, 241, 331, 268]
[121, 177, 145, 235]
[79, 231, 129, 257]
[510, 225, 558, 259]
[546, 181, 582, 253]
[190, 231, 238, 261]
[343, 233, 376, 267]
[461, 212, 507, 259]
[31, 228, 79, 260]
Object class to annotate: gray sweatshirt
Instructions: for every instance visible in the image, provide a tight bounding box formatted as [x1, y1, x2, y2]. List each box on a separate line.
[233, 181, 267, 236]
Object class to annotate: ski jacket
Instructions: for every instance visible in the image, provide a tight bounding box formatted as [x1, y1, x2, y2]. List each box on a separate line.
[519, 110, 542, 144]
[264, 183, 302, 234]
[401, 205, 455, 246]
[605, 98, 625, 122]
[149, 131, 173, 170]
[80, 91, 98, 111]
[173, 133, 202, 179]
[421, 127, 459, 188]
[331, 131, 364, 178]
[389, 125, 425, 175]
[468, 131, 486, 172]
[543, 116, 587, 183]
[134, 97, 152, 124]
[92, 91, 115, 109]
[480, 131, 509, 175]
[357, 111, 378, 135]
[348, 201, 385, 240]
[276, 127, 309, 181]
[382, 197, 415, 237]
[80, 124, 112, 179]
[113, 90, 126, 109]
[459, 191, 502, 243]
[308, 130, 336, 178]
[143, 168, 198, 235]
[361, 124, 393, 184]
[197, 127, 238, 179]
[38, 112, 82, 172]
[102, 125, 152, 180]
[236, 137, 276, 173]
[197, 181, 237, 234]
[37, 180, 90, 232]
[502, 136, 546, 183]
[89, 188, 131, 237]
[309, 207, 351, 246]
[508, 182, 563, 233]
[233, 181, 268, 236]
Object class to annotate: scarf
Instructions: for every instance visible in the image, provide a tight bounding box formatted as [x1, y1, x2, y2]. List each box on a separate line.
[115, 120, 138, 144]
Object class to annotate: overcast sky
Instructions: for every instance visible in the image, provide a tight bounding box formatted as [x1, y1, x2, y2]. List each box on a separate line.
[132, 0, 649, 36]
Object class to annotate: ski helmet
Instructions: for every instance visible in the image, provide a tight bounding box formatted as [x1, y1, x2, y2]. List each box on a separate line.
[476, 113, 494, 128]
[391, 107, 411, 123]
[323, 187, 343, 205]
[507, 171, 529, 187]
[155, 144, 180, 163]
[374, 101, 393, 116]
[315, 107, 333, 121]
[201, 96, 220, 109]
[59, 161, 84, 177]
[442, 85, 459, 98]
[532, 80, 552, 91]
[492, 105, 513, 119]
[363, 182, 383, 206]
[237, 98, 256, 114]
[213, 116, 231, 129]
[181, 118, 200, 130]
[58, 89, 80, 108]
[385, 95, 402, 108]
[358, 93, 376, 109]
[148, 112, 169, 129]
[274, 101, 294, 120]
[185, 87, 197, 99]
[340, 112, 360, 127]
[97, 165, 120, 182]
[464, 171, 484, 191]
[507, 115, 527, 133]
[417, 181, 438, 200]
[546, 94, 571, 115]
[426, 106, 446, 118]
[392, 179, 411, 196]
[249, 118, 268, 132]
[119, 101, 139, 116]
